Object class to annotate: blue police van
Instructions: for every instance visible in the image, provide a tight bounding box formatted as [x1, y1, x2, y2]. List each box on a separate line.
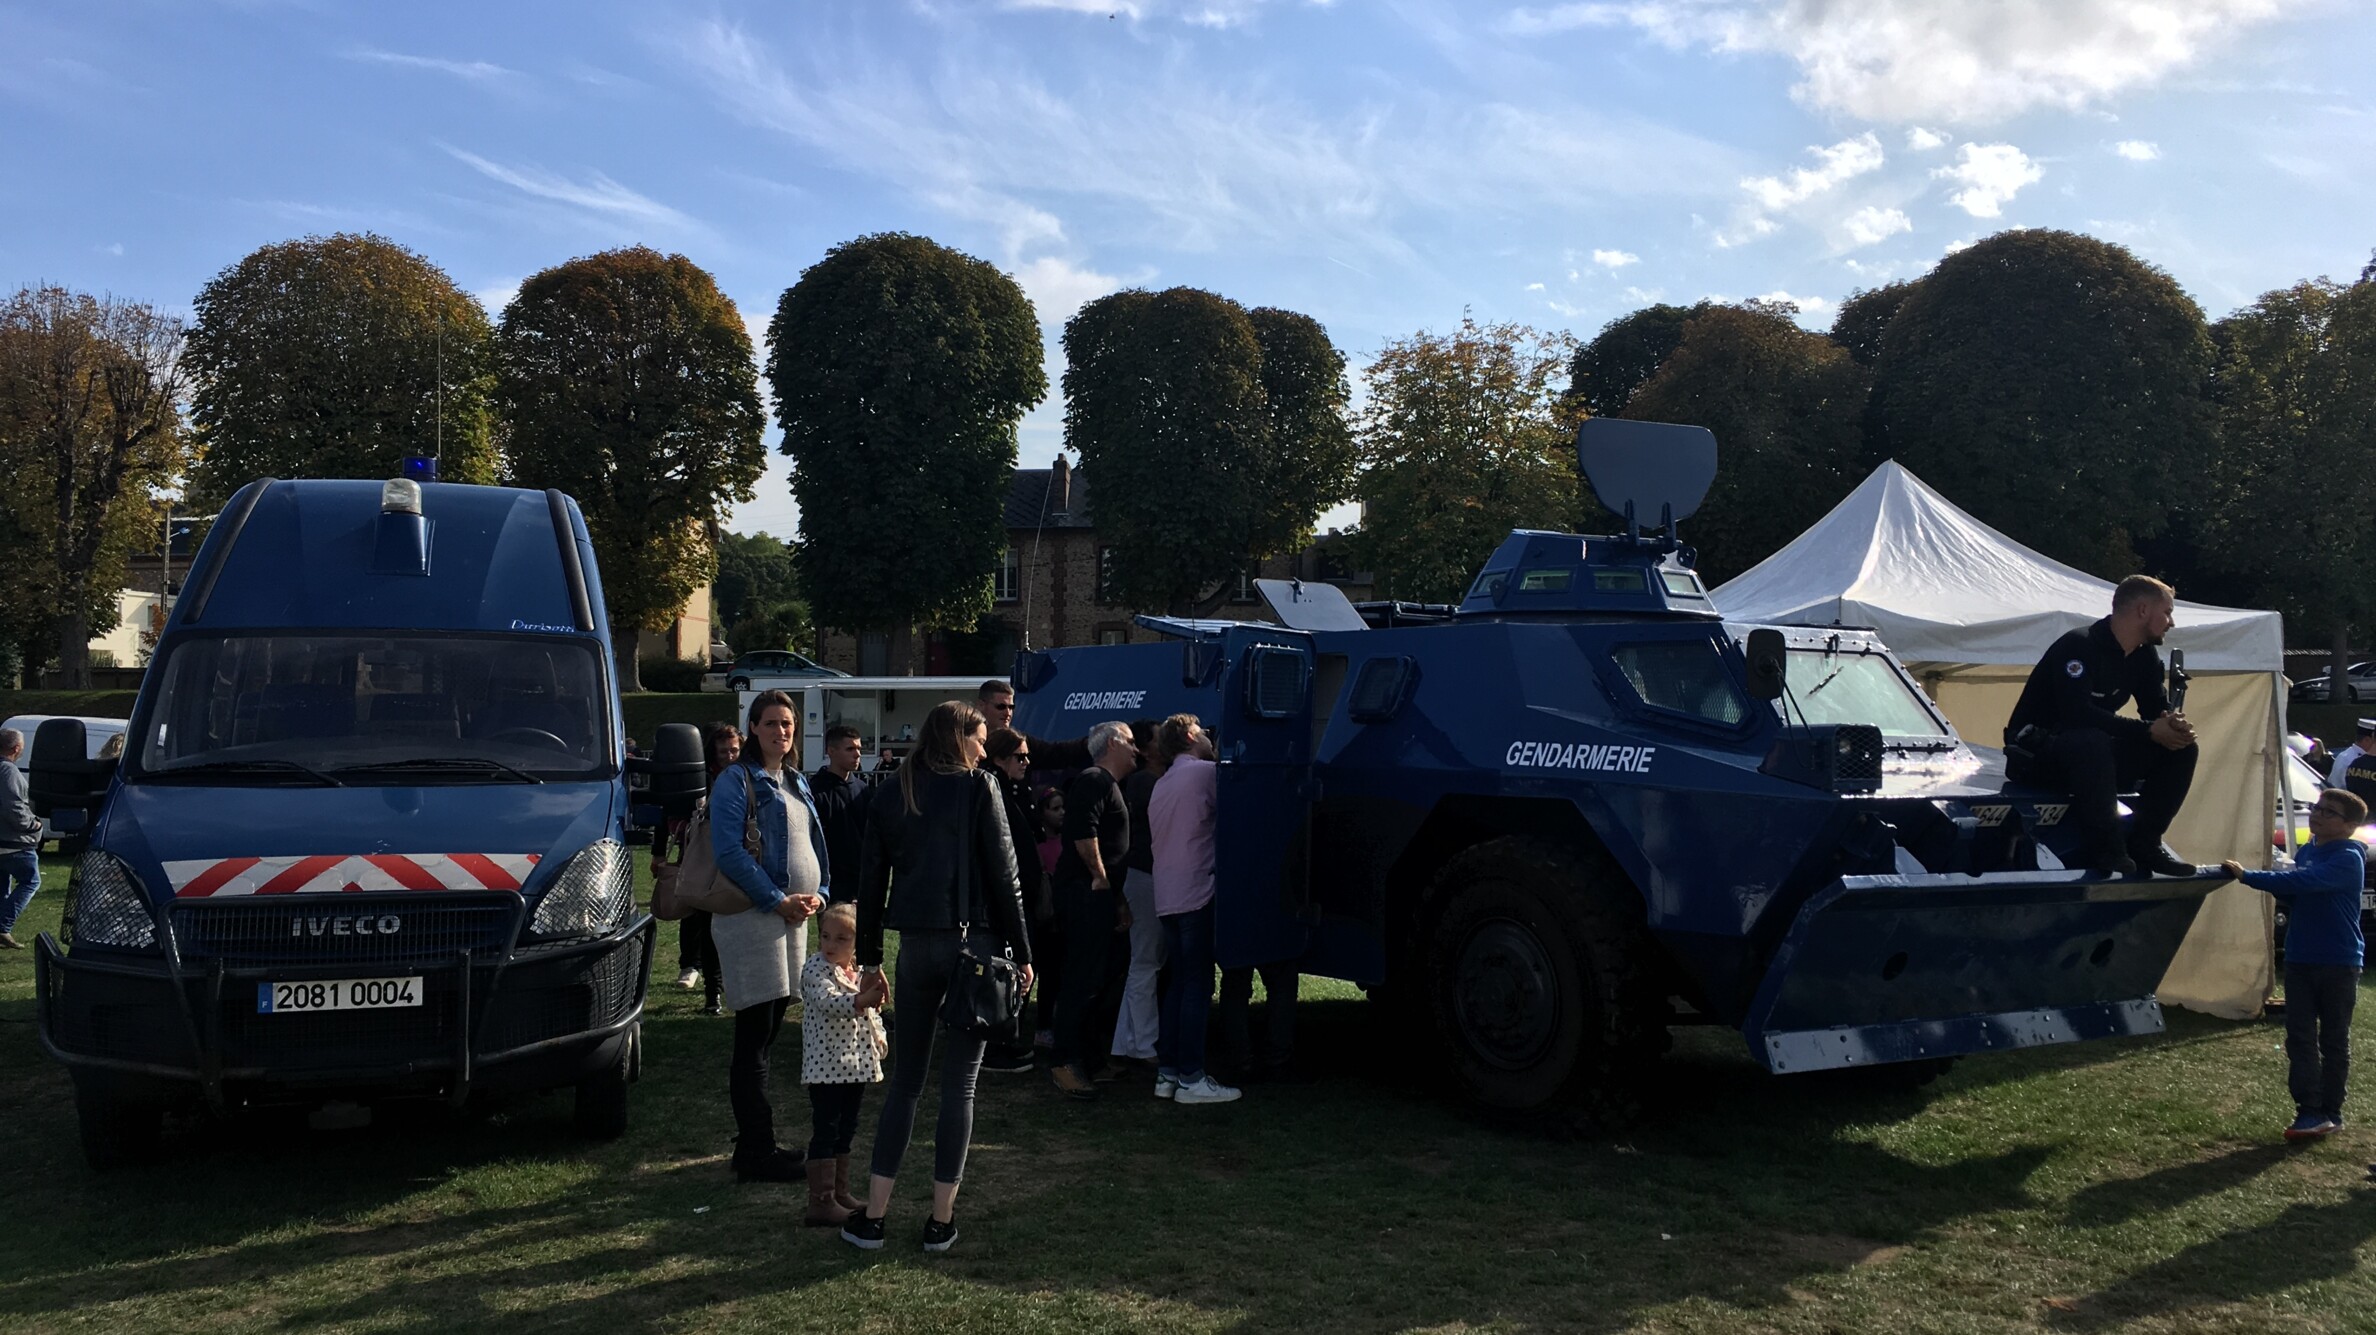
[31, 477, 654, 1166]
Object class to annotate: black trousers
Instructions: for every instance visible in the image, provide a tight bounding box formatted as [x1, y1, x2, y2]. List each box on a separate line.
[869, 928, 990, 1186]
[2012, 728, 2197, 861]
[807, 1082, 867, 1159]
[2285, 963, 2359, 1119]
[1216, 961, 1300, 1074]
[728, 996, 793, 1160]
[678, 909, 715, 973]
[1051, 877, 1119, 1068]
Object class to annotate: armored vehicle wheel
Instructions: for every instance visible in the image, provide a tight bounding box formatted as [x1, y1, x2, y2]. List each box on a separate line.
[1426, 838, 1666, 1131]
[75, 1083, 164, 1170]
[573, 1023, 637, 1140]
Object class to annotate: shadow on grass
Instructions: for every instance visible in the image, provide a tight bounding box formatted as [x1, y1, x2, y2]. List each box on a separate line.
[2050, 1194, 2376, 1329]
[2059, 1143, 2293, 1229]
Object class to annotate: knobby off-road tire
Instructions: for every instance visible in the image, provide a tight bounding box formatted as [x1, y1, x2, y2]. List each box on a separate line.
[75, 1082, 164, 1170]
[1426, 837, 1668, 1133]
[573, 1022, 637, 1140]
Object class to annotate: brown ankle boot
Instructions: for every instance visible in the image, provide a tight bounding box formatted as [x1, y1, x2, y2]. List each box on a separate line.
[803, 1158, 850, 1227]
[832, 1154, 863, 1213]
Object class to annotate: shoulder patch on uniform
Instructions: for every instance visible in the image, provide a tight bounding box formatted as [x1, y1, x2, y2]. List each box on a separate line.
[2064, 659, 2086, 678]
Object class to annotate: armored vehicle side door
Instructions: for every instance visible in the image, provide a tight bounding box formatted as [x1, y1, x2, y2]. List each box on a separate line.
[1214, 628, 1317, 970]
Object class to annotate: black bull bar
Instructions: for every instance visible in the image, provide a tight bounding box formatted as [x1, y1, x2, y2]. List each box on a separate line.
[34, 897, 655, 1110]
[1742, 866, 2228, 1073]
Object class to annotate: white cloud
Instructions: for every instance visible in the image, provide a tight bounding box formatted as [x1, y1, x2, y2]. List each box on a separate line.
[349, 49, 516, 82]
[1011, 255, 1126, 324]
[1741, 132, 1884, 210]
[1756, 289, 1832, 318]
[1622, 285, 1665, 304]
[1501, 0, 2291, 124]
[1839, 205, 1913, 247]
[98, 241, 124, 256]
[1524, 280, 1547, 290]
[474, 280, 522, 317]
[999, 0, 1336, 26]
[2114, 139, 2162, 160]
[1944, 236, 1979, 255]
[1712, 215, 1781, 248]
[444, 146, 696, 230]
[1906, 126, 1948, 150]
[1591, 248, 1640, 268]
[1935, 142, 2042, 217]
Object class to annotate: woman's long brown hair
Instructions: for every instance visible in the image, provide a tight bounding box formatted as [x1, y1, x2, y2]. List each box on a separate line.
[901, 699, 986, 815]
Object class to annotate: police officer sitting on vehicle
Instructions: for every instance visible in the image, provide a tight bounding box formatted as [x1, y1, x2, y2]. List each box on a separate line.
[2004, 575, 2199, 877]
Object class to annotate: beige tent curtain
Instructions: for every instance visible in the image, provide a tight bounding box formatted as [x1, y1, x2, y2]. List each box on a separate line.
[1911, 664, 2279, 1019]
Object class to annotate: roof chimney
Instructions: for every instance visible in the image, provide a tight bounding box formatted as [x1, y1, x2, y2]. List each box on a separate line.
[1049, 455, 1071, 517]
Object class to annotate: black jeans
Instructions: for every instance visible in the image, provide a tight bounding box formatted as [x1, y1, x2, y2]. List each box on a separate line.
[2012, 728, 2197, 862]
[728, 996, 793, 1160]
[1216, 961, 1300, 1074]
[869, 928, 991, 1186]
[679, 909, 716, 974]
[807, 1082, 867, 1159]
[1051, 877, 1119, 1068]
[2285, 963, 2359, 1119]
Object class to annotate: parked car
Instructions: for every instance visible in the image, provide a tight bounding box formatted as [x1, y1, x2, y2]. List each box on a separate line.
[2290, 662, 2376, 703]
[705, 649, 847, 692]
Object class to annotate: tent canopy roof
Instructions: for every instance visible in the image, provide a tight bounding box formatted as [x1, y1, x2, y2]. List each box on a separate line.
[1710, 462, 2282, 673]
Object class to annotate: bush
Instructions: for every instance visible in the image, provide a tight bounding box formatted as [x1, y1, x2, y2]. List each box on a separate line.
[637, 657, 706, 693]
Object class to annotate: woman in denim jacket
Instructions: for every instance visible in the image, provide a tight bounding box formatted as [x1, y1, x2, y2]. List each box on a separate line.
[710, 688, 834, 1182]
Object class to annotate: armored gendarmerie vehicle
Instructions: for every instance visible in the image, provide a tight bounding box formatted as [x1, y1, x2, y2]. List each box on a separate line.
[1011, 419, 2224, 1125]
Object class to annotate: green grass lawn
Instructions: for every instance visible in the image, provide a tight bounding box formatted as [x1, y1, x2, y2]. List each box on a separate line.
[5, 854, 2376, 1333]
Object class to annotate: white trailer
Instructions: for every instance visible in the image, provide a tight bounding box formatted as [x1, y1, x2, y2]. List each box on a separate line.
[737, 677, 988, 773]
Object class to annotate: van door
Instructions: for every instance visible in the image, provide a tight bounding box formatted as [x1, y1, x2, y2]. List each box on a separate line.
[1213, 629, 1317, 969]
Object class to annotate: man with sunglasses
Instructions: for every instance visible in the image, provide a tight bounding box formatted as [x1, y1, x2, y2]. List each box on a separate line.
[978, 679, 1094, 776]
[2224, 788, 2370, 1142]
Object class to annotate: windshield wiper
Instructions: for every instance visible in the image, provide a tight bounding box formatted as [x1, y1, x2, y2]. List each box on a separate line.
[331, 757, 545, 784]
[145, 759, 345, 787]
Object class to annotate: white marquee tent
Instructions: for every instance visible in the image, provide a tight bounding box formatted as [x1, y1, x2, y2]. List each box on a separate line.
[1713, 461, 2287, 1019]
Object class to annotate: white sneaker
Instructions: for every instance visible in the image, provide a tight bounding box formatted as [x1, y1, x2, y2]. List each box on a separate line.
[676, 968, 701, 989]
[1172, 1075, 1241, 1105]
[1154, 1073, 1178, 1100]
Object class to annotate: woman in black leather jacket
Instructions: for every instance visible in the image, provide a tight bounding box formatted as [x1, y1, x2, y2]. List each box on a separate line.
[979, 726, 1050, 1074]
[844, 700, 1034, 1254]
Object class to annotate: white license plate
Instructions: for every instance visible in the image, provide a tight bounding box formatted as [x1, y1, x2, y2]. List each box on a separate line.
[257, 978, 422, 1014]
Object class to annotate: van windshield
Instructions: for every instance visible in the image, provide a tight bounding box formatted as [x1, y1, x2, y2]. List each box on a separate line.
[130, 633, 612, 782]
[1781, 647, 1948, 738]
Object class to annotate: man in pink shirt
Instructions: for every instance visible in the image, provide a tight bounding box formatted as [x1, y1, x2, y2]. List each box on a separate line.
[1148, 714, 1241, 1105]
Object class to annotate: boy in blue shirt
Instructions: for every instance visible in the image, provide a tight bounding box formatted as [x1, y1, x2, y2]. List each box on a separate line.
[2224, 788, 2371, 1142]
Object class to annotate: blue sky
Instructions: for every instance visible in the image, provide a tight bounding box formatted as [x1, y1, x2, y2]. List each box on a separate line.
[4, 0, 2372, 539]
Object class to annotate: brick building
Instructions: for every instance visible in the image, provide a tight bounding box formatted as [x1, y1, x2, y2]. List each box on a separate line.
[816, 455, 1371, 677]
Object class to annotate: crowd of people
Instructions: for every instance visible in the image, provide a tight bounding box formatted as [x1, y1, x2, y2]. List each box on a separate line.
[651, 680, 1296, 1254]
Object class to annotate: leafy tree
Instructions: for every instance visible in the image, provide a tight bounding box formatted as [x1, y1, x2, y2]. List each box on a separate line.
[767, 233, 1045, 635]
[1622, 305, 1870, 583]
[185, 234, 494, 504]
[712, 530, 810, 656]
[497, 247, 766, 690]
[0, 287, 190, 686]
[2197, 279, 2376, 672]
[1248, 306, 1358, 560]
[1867, 229, 2216, 577]
[1828, 282, 1917, 367]
[1065, 290, 1351, 613]
[1349, 316, 1579, 602]
[1564, 303, 1708, 421]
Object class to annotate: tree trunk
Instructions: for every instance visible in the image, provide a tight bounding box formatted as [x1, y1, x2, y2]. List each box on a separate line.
[57, 609, 91, 690]
[616, 626, 645, 693]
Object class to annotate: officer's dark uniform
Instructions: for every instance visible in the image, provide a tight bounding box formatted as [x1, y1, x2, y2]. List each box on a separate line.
[2004, 617, 2197, 871]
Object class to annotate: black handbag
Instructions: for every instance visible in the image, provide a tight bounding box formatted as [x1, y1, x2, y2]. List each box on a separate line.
[941, 771, 1026, 1038]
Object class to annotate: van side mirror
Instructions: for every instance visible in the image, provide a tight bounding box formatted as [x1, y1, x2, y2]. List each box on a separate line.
[1743, 628, 1787, 702]
[632, 722, 710, 820]
[28, 718, 114, 817]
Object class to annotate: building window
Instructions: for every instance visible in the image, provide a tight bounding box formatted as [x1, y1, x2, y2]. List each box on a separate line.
[993, 547, 1021, 602]
[1096, 625, 1129, 646]
[1097, 546, 1117, 604]
[858, 631, 891, 676]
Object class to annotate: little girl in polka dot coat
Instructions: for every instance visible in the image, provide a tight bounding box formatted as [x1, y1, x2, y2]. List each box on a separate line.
[801, 903, 887, 1227]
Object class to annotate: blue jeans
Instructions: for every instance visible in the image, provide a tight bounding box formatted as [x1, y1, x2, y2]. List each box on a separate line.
[0, 848, 38, 935]
[1157, 903, 1217, 1082]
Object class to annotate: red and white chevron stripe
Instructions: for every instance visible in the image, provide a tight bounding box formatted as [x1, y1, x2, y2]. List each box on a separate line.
[164, 853, 544, 898]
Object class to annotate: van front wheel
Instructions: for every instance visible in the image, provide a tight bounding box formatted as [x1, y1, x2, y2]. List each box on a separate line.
[573, 1024, 636, 1140]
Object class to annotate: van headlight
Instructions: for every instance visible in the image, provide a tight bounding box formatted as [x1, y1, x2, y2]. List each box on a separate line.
[66, 850, 157, 949]
[528, 840, 634, 940]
